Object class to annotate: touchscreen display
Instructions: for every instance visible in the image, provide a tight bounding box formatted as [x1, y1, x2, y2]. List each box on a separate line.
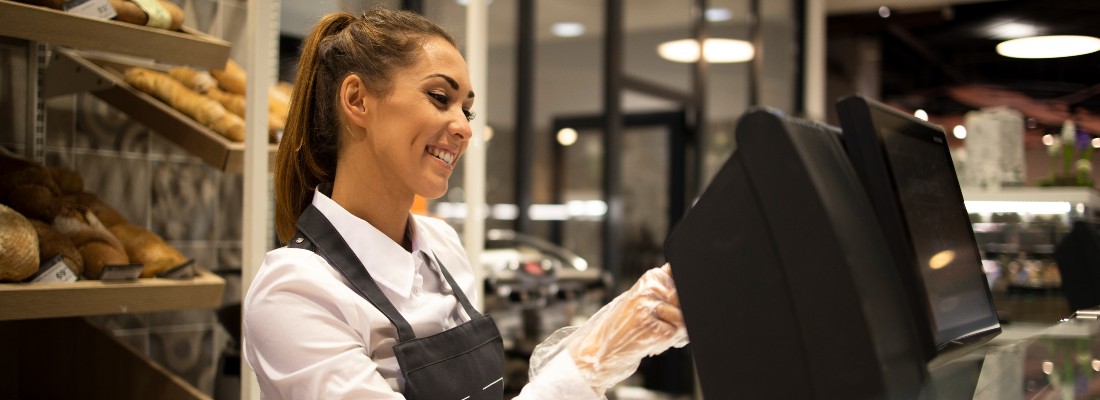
[881, 123, 996, 346]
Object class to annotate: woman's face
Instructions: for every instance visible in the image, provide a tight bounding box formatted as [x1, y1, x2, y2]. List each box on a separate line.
[350, 36, 473, 200]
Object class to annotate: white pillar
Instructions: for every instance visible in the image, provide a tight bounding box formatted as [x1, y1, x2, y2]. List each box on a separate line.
[464, 0, 489, 309]
[242, 0, 277, 399]
[803, 0, 826, 121]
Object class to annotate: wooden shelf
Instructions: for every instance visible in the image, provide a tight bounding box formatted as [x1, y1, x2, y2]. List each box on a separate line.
[0, 268, 225, 321]
[53, 49, 277, 173]
[0, 0, 229, 69]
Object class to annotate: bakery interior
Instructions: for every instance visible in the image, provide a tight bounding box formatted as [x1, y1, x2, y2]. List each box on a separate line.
[3, 0, 1100, 398]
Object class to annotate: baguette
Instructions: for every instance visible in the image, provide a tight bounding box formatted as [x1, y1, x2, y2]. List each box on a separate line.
[66, 191, 130, 228]
[47, 166, 84, 196]
[125, 67, 245, 142]
[168, 66, 217, 94]
[210, 59, 247, 96]
[106, 0, 183, 30]
[109, 223, 187, 278]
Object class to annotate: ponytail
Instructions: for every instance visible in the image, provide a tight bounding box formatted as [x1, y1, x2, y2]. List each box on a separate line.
[273, 9, 455, 244]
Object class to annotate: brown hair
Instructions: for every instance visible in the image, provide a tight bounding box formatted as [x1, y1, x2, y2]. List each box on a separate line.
[274, 9, 456, 244]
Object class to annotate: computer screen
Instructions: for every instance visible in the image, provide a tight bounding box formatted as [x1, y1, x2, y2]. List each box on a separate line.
[837, 95, 1001, 366]
[666, 108, 926, 399]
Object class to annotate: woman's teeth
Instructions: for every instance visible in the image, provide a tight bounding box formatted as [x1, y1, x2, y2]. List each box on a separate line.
[429, 148, 455, 165]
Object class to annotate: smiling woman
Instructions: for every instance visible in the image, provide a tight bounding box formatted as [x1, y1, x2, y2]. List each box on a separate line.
[244, 8, 687, 400]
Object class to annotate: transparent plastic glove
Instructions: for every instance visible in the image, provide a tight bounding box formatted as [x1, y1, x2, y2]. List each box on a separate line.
[529, 264, 689, 396]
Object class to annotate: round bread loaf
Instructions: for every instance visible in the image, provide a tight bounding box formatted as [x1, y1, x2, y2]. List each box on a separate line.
[0, 204, 40, 281]
[30, 219, 84, 276]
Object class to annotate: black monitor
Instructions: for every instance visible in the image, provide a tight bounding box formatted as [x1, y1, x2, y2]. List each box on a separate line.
[665, 108, 927, 399]
[1054, 221, 1100, 312]
[837, 95, 1001, 368]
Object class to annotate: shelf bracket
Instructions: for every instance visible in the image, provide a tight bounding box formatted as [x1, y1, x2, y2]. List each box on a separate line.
[43, 49, 116, 98]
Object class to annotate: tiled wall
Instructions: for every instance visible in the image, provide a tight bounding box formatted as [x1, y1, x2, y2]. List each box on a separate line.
[0, 0, 256, 395]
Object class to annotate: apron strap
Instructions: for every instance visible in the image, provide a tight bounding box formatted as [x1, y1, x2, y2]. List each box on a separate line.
[292, 205, 417, 343]
[430, 251, 482, 319]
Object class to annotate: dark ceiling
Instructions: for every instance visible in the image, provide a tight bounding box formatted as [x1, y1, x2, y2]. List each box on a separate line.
[829, 0, 1100, 125]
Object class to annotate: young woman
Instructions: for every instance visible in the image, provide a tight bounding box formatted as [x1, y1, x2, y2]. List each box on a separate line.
[244, 9, 685, 399]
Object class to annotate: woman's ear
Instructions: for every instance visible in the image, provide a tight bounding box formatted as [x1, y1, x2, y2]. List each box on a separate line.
[339, 74, 372, 127]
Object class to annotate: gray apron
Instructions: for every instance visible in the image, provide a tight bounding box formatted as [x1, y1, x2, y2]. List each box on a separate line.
[289, 203, 505, 399]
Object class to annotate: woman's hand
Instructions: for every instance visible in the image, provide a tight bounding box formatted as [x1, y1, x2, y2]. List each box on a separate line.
[567, 264, 688, 393]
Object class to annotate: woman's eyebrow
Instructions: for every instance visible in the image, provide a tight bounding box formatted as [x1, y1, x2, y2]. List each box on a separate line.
[425, 73, 475, 99]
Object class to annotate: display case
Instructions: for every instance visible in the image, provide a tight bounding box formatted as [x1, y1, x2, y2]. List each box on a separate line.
[0, 1, 249, 398]
[963, 187, 1100, 322]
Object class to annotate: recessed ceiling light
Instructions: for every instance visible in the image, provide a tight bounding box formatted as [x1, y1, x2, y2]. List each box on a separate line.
[455, 0, 493, 5]
[657, 38, 754, 63]
[878, 6, 891, 18]
[705, 8, 732, 22]
[552, 22, 585, 38]
[953, 125, 967, 139]
[914, 109, 929, 121]
[997, 35, 1100, 59]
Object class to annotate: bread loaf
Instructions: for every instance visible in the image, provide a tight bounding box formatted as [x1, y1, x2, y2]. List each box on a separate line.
[30, 219, 84, 276]
[65, 191, 130, 229]
[109, 0, 147, 25]
[159, 0, 184, 31]
[47, 166, 84, 196]
[210, 59, 247, 96]
[109, 223, 187, 278]
[53, 206, 129, 279]
[0, 204, 39, 282]
[168, 66, 217, 94]
[125, 67, 245, 142]
[0, 152, 61, 221]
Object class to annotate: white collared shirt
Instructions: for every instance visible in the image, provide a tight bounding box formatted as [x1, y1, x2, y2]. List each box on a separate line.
[244, 189, 597, 399]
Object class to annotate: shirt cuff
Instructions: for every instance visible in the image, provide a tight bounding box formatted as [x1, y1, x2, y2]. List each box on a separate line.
[522, 350, 600, 400]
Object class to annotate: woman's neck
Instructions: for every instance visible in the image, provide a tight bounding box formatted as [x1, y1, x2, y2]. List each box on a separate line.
[330, 174, 414, 251]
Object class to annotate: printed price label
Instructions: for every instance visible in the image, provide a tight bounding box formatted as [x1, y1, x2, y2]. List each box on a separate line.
[157, 259, 197, 279]
[63, 0, 118, 20]
[28, 255, 79, 283]
[100, 264, 144, 281]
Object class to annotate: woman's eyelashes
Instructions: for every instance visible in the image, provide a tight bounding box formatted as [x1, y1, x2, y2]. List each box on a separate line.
[428, 90, 476, 122]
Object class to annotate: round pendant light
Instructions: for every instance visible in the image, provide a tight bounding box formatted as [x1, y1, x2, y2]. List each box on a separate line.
[658, 38, 754, 63]
[996, 35, 1100, 59]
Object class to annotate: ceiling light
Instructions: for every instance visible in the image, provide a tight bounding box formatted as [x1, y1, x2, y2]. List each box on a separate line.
[1092, 137, 1100, 149]
[878, 6, 891, 18]
[914, 109, 929, 121]
[557, 127, 578, 146]
[1042, 134, 1055, 146]
[997, 35, 1100, 59]
[990, 22, 1039, 39]
[455, 0, 493, 5]
[551, 22, 585, 38]
[953, 125, 967, 139]
[705, 7, 732, 22]
[658, 38, 754, 63]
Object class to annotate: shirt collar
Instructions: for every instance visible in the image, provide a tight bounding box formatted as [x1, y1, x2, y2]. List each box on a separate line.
[310, 186, 433, 298]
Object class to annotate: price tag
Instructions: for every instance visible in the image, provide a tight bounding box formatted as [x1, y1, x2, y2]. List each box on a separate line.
[63, 0, 118, 20]
[28, 255, 79, 283]
[157, 259, 197, 280]
[100, 264, 144, 281]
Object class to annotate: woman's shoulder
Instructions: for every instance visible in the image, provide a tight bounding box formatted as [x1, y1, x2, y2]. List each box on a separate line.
[411, 214, 461, 245]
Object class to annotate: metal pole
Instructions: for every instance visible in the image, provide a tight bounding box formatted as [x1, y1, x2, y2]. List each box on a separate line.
[603, 0, 624, 289]
[515, 0, 535, 234]
[465, 0, 489, 309]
